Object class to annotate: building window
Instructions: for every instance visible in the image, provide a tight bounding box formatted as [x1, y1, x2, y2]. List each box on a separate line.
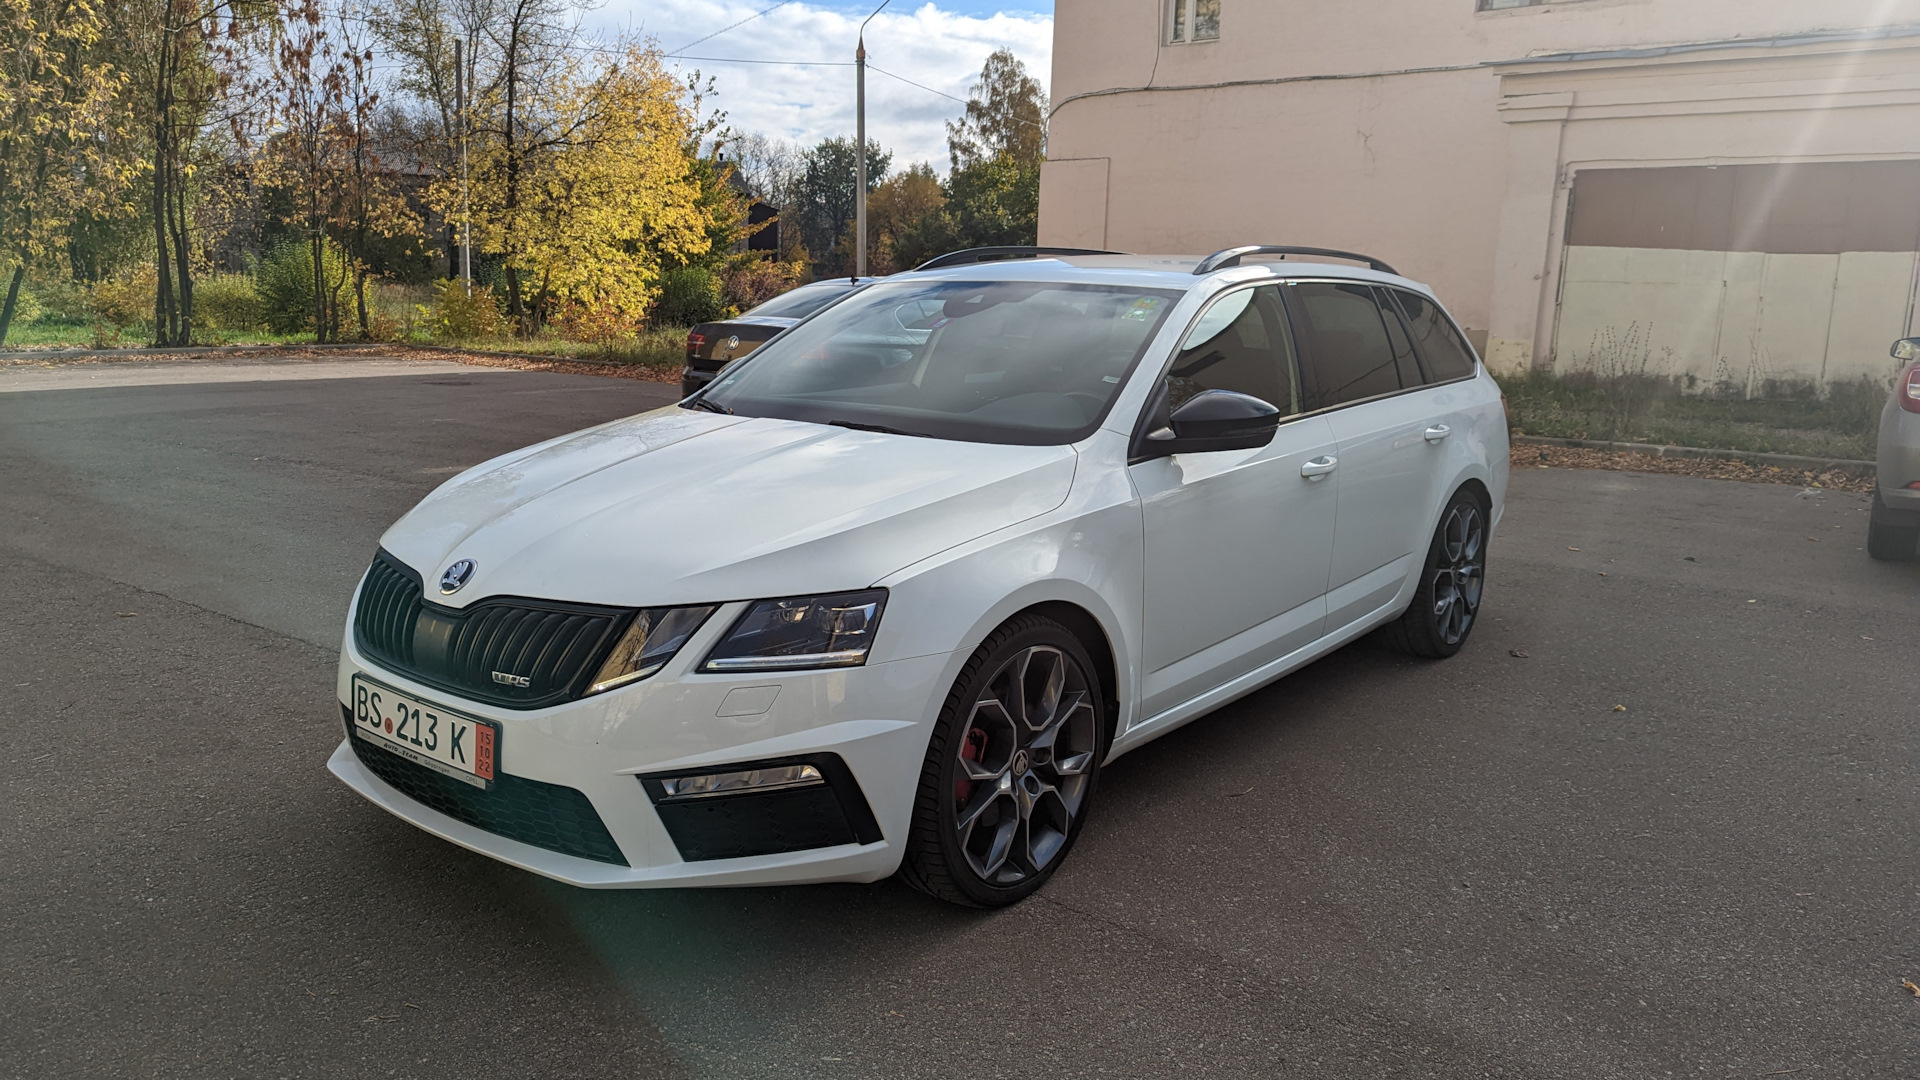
[1168, 0, 1220, 43]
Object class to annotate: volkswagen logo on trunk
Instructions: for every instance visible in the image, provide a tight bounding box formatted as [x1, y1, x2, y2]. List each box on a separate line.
[439, 558, 477, 595]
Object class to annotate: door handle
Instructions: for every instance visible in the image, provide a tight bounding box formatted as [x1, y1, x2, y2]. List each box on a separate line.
[1300, 456, 1338, 480]
[1424, 424, 1452, 443]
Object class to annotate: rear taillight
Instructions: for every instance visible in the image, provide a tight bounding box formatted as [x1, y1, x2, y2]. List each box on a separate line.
[1902, 363, 1920, 414]
[685, 332, 706, 359]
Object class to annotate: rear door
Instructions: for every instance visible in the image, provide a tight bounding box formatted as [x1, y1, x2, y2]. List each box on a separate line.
[1130, 285, 1339, 719]
[1284, 281, 1448, 632]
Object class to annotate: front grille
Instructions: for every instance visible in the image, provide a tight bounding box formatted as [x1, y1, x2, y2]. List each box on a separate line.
[347, 710, 628, 866]
[352, 551, 634, 709]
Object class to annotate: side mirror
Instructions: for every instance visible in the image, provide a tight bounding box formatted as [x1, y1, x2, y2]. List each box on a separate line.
[1140, 390, 1281, 458]
[1894, 338, 1920, 362]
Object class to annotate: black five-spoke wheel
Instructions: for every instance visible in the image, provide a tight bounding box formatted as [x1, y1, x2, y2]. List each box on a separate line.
[952, 644, 1098, 885]
[1378, 487, 1491, 659]
[902, 615, 1106, 906]
[1430, 500, 1486, 647]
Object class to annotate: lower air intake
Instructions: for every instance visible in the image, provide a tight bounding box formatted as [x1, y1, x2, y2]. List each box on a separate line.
[347, 711, 627, 866]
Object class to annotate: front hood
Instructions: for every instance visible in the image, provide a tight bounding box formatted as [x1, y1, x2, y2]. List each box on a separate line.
[379, 408, 1078, 608]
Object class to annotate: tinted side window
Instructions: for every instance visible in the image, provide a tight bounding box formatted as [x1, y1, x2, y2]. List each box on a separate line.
[1287, 282, 1402, 409]
[1374, 287, 1426, 387]
[1392, 290, 1478, 382]
[1163, 285, 1300, 415]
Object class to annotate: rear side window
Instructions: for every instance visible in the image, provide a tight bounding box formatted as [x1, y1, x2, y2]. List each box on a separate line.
[1286, 282, 1402, 409]
[1391, 290, 1478, 382]
[1374, 288, 1425, 387]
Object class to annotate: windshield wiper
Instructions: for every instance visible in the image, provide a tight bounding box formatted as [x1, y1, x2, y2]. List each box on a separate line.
[826, 418, 927, 438]
[682, 397, 732, 414]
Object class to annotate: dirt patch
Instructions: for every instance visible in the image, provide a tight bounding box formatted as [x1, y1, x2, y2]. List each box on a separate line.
[1515, 443, 1873, 493]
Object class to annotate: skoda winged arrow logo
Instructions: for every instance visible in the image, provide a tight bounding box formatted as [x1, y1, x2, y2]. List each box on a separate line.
[439, 558, 477, 595]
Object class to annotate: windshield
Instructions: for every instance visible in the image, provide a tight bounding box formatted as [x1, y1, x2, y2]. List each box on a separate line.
[744, 283, 855, 320]
[698, 279, 1183, 444]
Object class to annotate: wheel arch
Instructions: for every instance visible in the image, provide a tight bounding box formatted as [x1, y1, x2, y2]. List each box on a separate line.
[1455, 475, 1493, 514]
[1004, 599, 1122, 752]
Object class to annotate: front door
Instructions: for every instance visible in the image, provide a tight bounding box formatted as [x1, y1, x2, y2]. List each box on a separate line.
[1130, 285, 1340, 721]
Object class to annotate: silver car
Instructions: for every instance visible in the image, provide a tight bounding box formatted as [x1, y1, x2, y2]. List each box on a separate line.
[1870, 337, 1920, 561]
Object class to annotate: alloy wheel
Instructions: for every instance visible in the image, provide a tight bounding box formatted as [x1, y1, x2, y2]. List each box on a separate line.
[951, 645, 1099, 886]
[1429, 502, 1486, 646]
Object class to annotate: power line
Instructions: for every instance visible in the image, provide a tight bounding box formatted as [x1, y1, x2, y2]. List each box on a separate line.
[665, 1, 796, 57]
[673, 54, 853, 67]
[870, 64, 1044, 131]
[867, 64, 967, 106]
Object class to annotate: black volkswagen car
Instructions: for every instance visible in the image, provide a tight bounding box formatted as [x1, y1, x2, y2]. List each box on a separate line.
[681, 278, 878, 398]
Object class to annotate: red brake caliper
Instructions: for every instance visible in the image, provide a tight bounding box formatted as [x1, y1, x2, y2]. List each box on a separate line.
[956, 726, 987, 804]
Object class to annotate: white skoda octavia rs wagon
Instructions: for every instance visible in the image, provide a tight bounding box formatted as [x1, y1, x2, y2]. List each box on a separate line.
[330, 246, 1510, 906]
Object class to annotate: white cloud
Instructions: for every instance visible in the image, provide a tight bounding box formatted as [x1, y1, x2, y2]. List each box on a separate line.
[586, 2, 1053, 172]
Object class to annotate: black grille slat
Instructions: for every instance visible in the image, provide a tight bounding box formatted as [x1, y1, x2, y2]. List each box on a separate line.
[351, 550, 632, 709]
[356, 557, 422, 665]
[346, 712, 628, 866]
[537, 615, 585, 679]
[533, 616, 595, 688]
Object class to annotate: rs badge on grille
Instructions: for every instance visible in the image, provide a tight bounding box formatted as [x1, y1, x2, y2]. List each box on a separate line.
[491, 671, 531, 688]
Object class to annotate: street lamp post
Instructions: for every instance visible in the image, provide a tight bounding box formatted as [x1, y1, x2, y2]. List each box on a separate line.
[855, 0, 891, 280]
[455, 38, 471, 293]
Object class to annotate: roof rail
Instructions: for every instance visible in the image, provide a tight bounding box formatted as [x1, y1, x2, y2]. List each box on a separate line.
[1193, 246, 1398, 276]
[912, 246, 1126, 272]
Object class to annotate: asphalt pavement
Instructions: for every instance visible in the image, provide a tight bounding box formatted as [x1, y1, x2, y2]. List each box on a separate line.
[2, 357, 1916, 1079]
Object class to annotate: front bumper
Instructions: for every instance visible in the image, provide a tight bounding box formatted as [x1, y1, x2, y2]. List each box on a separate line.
[331, 626, 956, 889]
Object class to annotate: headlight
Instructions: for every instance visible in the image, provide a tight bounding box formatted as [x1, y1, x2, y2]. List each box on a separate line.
[701, 590, 887, 672]
[586, 605, 719, 694]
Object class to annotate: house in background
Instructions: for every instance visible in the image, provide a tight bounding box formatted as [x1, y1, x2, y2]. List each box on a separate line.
[1040, 1, 1920, 392]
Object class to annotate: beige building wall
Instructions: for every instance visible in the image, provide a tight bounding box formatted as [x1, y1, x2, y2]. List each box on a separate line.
[1042, 0, 1920, 384]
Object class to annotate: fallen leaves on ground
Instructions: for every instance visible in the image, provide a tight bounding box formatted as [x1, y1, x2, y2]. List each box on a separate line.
[434, 348, 679, 383]
[1508, 649, 1529, 659]
[1516, 444, 1873, 493]
[1902, 979, 1920, 997]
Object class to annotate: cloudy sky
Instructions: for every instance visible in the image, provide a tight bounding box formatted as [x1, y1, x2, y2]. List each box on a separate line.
[587, 2, 1055, 171]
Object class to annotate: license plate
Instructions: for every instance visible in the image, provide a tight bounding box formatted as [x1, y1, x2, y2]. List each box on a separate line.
[350, 676, 498, 788]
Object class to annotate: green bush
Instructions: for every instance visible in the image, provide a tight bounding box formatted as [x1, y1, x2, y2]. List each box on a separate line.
[90, 264, 156, 331]
[652, 265, 726, 326]
[257, 239, 349, 335]
[3, 284, 43, 327]
[194, 272, 265, 331]
[424, 278, 505, 339]
[28, 277, 91, 323]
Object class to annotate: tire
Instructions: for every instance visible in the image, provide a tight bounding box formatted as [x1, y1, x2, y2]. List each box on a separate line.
[898, 614, 1107, 907]
[1376, 488, 1490, 659]
[1867, 495, 1919, 561]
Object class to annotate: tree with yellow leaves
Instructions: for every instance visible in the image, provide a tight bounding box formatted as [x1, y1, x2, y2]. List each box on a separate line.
[457, 41, 713, 336]
[0, 0, 137, 345]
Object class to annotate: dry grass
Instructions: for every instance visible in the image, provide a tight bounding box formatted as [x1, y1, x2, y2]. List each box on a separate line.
[1499, 369, 1887, 460]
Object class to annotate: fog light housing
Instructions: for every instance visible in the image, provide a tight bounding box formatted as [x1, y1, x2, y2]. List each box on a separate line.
[658, 764, 823, 801]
